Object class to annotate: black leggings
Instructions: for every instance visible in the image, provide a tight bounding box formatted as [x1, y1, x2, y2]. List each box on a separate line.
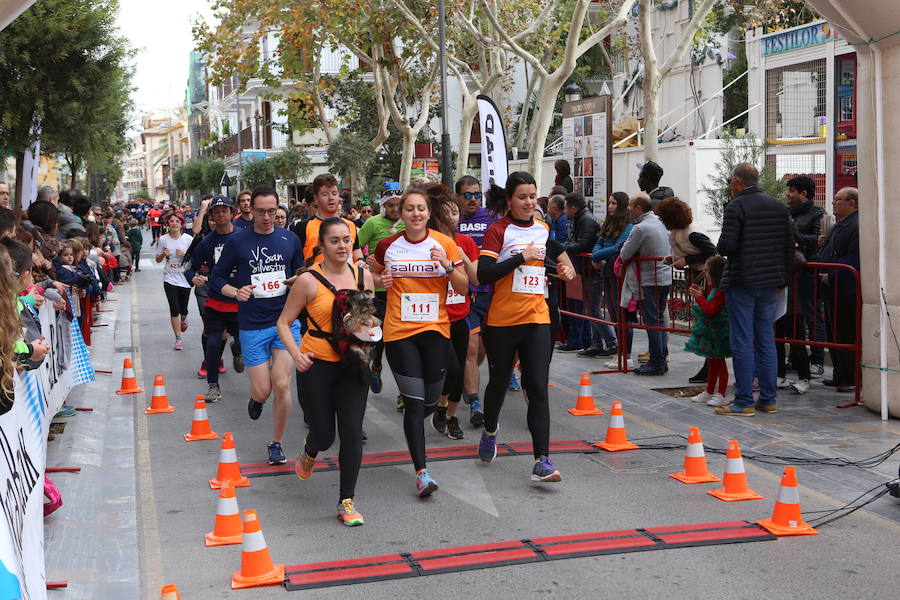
[163, 282, 190, 318]
[299, 359, 368, 501]
[483, 323, 551, 458]
[204, 306, 241, 386]
[441, 318, 469, 403]
[385, 331, 451, 471]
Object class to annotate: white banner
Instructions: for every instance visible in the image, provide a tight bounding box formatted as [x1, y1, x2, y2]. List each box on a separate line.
[0, 299, 94, 600]
[476, 95, 508, 191]
[19, 123, 41, 211]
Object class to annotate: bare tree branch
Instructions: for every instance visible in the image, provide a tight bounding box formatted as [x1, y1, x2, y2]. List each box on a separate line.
[511, 0, 559, 41]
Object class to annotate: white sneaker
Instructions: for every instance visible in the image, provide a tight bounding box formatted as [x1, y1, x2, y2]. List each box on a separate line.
[776, 377, 792, 389]
[791, 379, 810, 394]
[604, 357, 633, 369]
[809, 364, 825, 379]
[706, 393, 731, 407]
[691, 391, 713, 403]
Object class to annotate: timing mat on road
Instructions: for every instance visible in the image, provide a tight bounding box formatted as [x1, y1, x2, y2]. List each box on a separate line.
[283, 520, 776, 591]
[241, 440, 600, 478]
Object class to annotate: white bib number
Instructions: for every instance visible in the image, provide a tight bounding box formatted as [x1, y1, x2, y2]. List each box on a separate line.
[251, 270, 287, 299]
[165, 259, 182, 272]
[512, 265, 546, 295]
[401, 293, 439, 322]
[446, 281, 466, 305]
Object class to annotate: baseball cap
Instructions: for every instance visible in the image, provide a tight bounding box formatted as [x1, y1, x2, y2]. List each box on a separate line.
[210, 196, 233, 209]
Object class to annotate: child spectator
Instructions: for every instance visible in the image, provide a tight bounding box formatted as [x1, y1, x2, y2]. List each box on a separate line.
[126, 219, 143, 272]
[0, 238, 49, 372]
[685, 256, 732, 407]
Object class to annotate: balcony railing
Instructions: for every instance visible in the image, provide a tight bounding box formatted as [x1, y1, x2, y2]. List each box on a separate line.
[219, 126, 253, 157]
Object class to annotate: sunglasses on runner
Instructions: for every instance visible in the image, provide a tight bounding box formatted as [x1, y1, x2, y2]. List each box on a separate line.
[463, 191, 482, 200]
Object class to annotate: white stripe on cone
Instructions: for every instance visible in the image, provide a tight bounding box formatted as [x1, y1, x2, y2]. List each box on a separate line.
[194, 407, 208, 421]
[776, 484, 801, 505]
[724, 457, 745, 474]
[242, 529, 267, 553]
[609, 414, 624, 428]
[123, 368, 135, 378]
[217, 495, 239, 516]
[220, 447, 238, 463]
[153, 384, 166, 395]
[686, 442, 705, 458]
[579, 385, 591, 396]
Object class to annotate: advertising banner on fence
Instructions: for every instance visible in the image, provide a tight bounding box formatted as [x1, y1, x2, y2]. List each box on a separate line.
[0, 300, 94, 600]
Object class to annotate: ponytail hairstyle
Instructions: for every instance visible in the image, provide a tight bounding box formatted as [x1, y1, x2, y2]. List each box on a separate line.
[424, 183, 460, 238]
[484, 171, 537, 216]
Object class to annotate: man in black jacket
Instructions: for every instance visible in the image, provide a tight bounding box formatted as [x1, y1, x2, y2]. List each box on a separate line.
[715, 163, 793, 416]
[818, 187, 860, 400]
[637, 161, 674, 209]
[556, 192, 599, 352]
[786, 176, 826, 376]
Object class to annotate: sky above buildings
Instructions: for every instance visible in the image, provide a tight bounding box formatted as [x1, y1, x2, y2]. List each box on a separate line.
[116, 0, 215, 127]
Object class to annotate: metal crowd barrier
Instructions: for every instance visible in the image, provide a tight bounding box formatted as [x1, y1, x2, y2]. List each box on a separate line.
[554, 254, 862, 405]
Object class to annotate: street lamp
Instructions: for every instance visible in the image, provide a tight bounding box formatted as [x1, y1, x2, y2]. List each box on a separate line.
[564, 82, 583, 103]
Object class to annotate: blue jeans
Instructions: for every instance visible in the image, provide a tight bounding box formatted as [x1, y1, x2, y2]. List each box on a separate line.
[727, 285, 777, 408]
[589, 275, 617, 349]
[640, 285, 670, 367]
[565, 299, 591, 348]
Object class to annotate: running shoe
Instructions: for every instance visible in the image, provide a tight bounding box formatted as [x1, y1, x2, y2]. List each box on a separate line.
[531, 455, 562, 483]
[396, 395, 405, 412]
[416, 469, 438, 497]
[248, 398, 263, 420]
[267, 441, 287, 465]
[232, 344, 244, 373]
[508, 372, 521, 391]
[370, 368, 383, 394]
[218, 363, 227, 374]
[204, 385, 222, 404]
[337, 498, 364, 527]
[791, 379, 810, 394]
[54, 405, 77, 419]
[197, 361, 208, 378]
[295, 448, 315, 480]
[173, 339, 183, 351]
[809, 364, 825, 379]
[431, 405, 448, 434]
[478, 428, 498, 464]
[180, 317, 189, 333]
[776, 377, 792, 389]
[469, 396, 485, 428]
[445, 416, 464, 440]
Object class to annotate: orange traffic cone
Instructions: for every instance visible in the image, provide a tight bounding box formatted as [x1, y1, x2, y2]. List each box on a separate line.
[708, 440, 763, 501]
[231, 510, 285, 589]
[568, 373, 604, 415]
[594, 401, 638, 452]
[669, 427, 720, 484]
[184, 396, 218, 442]
[756, 466, 818, 536]
[160, 584, 181, 600]
[206, 480, 243, 546]
[210, 432, 250, 489]
[145, 373, 175, 414]
[116, 357, 144, 395]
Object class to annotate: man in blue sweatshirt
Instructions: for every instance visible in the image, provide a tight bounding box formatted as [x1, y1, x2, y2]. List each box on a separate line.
[211, 186, 303, 465]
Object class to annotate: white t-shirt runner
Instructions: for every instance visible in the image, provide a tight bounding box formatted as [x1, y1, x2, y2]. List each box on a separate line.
[158, 233, 193, 287]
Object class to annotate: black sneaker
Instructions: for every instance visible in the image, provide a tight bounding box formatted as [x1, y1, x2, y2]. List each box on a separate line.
[232, 351, 244, 373]
[445, 416, 464, 440]
[688, 363, 708, 383]
[370, 368, 383, 394]
[597, 346, 617, 357]
[248, 398, 264, 420]
[432, 405, 448, 434]
[577, 347, 603, 358]
[267, 441, 287, 465]
[469, 396, 485, 428]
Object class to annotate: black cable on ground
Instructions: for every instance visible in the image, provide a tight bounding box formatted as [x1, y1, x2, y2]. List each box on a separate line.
[612, 435, 900, 470]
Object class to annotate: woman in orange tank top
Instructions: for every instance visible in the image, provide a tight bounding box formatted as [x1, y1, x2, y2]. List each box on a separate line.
[277, 217, 375, 527]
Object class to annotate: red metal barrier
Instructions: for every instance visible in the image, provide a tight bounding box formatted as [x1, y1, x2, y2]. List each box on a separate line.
[554, 254, 862, 404]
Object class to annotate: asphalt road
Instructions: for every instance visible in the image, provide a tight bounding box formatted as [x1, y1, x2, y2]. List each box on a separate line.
[128, 248, 900, 600]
